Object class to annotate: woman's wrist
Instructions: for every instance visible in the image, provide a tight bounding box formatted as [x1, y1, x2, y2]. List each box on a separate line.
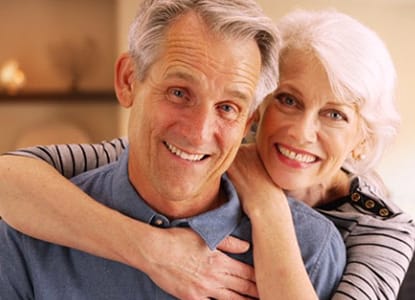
[244, 190, 288, 220]
[115, 216, 162, 273]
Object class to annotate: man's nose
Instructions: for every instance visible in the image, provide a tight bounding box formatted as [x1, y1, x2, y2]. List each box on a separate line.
[182, 105, 216, 146]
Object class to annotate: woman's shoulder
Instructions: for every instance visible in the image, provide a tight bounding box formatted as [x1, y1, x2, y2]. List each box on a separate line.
[318, 175, 415, 244]
[326, 175, 415, 300]
[320, 175, 410, 220]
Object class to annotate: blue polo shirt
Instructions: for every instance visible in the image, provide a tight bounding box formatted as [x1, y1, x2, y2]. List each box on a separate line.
[0, 148, 345, 300]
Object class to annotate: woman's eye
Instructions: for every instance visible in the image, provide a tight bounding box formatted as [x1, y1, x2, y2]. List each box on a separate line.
[276, 93, 297, 107]
[220, 104, 235, 113]
[326, 110, 347, 121]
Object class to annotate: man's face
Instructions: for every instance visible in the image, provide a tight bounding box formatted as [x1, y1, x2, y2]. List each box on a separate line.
[126, 12, 262, 217]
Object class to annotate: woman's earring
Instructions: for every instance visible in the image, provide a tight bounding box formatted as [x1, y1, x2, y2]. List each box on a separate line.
[352, 139, 368, 161]
[352, 151, 366, 161]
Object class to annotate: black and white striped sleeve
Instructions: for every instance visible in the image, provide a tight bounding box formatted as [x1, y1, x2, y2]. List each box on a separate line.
[322, 198, 415, 300]
[2, 137, 128, 179]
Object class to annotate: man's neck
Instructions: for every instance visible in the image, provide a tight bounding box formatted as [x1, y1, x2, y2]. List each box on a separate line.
[131, 177, 227, 220]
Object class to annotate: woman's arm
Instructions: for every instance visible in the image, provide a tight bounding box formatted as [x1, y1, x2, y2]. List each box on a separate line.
[323, 198, 415, 300]
[227, 144, 318, 300]
[4, 137, 128, 178]
[0, 143, 258, 299]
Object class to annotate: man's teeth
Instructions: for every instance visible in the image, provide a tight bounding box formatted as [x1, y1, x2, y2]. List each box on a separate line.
[278, 145, 316, 163]
[166, 143, 205, 161]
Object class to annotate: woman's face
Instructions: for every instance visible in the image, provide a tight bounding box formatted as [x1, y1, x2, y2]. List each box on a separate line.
[256, 49, 363, 191]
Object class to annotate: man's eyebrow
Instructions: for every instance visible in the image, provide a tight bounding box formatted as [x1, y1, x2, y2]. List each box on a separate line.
[226, 88, 252, 103]
[165, 70, 253, 103]
[164, 70, 197, 83]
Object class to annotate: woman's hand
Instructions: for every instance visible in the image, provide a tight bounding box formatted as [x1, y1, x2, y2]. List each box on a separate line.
[227, 144, 318, 300]
[0, 155, 257, 299]
[227, 144, 286, 217]
[136, 225, 258, 300]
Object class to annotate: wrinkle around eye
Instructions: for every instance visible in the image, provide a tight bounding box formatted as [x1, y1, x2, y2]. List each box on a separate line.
[216, 102, 241, 121]
[166, 87, 190, 103]
[274, 93, 301, 113]
[323, 110, 348, 122]
[276, 92, 298, 106]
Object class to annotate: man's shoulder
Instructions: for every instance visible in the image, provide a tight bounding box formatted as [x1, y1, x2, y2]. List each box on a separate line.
[287, 197, 345, 268]
[288, 198, 346, 300]
[69, 151, 133, 209]
[288, 198, 337, 229]
[70, 159, 119, 187]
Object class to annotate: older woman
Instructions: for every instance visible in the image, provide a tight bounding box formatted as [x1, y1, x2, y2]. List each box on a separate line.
[229, 10, 414, 299]
[0, 9, 413, 300]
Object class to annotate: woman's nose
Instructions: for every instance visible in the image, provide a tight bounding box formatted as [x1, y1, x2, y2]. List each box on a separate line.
[287, 114, 318, 145]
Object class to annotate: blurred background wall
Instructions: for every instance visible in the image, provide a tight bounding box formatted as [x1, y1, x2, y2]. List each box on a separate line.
[0, 0, 119, 152]
[0, 0, 116, 92]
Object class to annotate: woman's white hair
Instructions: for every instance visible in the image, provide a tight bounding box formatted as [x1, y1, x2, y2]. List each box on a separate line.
[276, 9, 401, 196]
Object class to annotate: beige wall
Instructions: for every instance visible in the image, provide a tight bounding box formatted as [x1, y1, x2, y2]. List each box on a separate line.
[115, 0, 415, 213]
[0, 0, 116, 92]
[115, 0, 138, 136]
[0, 0, 119, 153]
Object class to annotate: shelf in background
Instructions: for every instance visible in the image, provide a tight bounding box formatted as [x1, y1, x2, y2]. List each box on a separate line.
[0, 91, 117, 102]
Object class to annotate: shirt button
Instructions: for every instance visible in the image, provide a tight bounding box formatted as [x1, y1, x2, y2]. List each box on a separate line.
[351, 192, 361, 202]
[379, 208, 390, 217]
[154, 218, 164, 226]
[365, 199, 375, 209]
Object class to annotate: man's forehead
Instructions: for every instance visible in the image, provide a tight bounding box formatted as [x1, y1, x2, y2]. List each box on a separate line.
[155, 12, 261, 106]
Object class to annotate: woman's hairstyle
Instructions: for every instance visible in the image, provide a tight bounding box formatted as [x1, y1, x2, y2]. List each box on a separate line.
[276, 9, 400, 195]
[127, 0, 280, 112]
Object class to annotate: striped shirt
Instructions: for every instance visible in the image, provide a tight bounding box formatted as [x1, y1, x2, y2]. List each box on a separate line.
[6, 137, 415, 300]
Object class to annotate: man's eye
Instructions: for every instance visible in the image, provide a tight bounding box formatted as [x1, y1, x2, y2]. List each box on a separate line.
[170, 88, 185, 98]
[217, 103, 240, 121]
[167, 87, 189, 103]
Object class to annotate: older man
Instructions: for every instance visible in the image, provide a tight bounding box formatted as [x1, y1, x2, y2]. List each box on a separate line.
[0, 0, 345, 299]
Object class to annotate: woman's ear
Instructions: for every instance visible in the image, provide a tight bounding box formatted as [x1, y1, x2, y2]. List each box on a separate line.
[114, 53, 136, 108]
[351, 139, 368, 161]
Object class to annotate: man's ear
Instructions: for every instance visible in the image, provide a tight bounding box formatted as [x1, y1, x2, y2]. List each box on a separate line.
[114, 53, 136, 108]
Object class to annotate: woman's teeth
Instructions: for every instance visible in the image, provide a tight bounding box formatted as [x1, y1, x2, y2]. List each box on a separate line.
[278, 145, 316, 163]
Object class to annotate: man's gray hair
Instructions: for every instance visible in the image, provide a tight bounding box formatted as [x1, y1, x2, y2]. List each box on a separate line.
[128, 0, 280, 111]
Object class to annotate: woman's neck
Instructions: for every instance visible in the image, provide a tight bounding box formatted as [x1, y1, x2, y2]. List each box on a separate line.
[285, 170, 351, 207]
